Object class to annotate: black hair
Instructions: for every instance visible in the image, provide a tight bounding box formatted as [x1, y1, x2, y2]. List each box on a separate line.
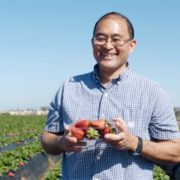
[93, 12, 134, 39]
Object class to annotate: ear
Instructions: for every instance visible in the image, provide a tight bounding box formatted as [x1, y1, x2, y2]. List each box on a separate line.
[129, 39, 137, 54]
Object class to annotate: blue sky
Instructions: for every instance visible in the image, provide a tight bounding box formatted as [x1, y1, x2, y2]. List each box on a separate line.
[0, 0, 180, 110]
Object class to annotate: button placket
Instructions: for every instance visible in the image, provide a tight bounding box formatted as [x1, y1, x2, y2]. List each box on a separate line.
[99, 91, 109, 119]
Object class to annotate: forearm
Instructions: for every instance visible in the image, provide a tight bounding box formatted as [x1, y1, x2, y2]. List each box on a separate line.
[41, 131, 64, 155]
[141, 139, 180, 164]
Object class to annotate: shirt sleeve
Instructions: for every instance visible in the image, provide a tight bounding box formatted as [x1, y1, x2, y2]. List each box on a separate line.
[44, 85, 64, 133]
[149, 86, 180, 140]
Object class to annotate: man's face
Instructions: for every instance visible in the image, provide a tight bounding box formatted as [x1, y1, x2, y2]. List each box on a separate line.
[92, 16, 136, 73]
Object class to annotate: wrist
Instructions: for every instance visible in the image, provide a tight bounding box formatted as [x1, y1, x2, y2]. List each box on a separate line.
[130, 135, 139, 151]
[129, 136, 143, 156]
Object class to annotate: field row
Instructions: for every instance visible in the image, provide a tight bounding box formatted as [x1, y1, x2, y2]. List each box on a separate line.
[0, 115, 45, 148]
[0, 114, 47, 178]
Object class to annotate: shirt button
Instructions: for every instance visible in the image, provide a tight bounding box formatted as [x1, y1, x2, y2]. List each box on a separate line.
[102, 113, 105, 117]
[117, 81, 120, 84]
[104, 93, 108, 97]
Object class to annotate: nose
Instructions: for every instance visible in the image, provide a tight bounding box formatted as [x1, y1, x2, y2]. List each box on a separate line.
[103, 40, 113, 49]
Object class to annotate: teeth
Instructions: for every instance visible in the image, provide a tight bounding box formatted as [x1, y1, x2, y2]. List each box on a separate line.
[102, 53, 113, 56]
[103, 54, 114, 59]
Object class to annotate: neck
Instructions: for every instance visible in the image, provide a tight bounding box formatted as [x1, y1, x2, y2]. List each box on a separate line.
[99, 65, 127, 84]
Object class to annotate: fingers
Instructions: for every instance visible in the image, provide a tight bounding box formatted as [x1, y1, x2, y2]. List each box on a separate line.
[112, 118, 128, 132]
[64, 126, 78, 143]
[104, 133, 123, 141]
[66, 141, 87, 153]
[104, 134, 125, 150]
[62, 126, 87, 152]
[104, 118, 132, 150]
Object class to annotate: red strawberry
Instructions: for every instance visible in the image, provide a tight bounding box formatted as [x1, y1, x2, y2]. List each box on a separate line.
[19, 161, 25, 166]
[103, 127, 111, 134]
[90, 119, 106, 131]
[74, 119, 90, 132]
[100, 127, 111, 138]
[70, 126, 85, 141]
[8, 171, 15, 177]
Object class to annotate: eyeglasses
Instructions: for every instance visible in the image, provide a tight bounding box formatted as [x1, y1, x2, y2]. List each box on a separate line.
[93, 36, 132, 47]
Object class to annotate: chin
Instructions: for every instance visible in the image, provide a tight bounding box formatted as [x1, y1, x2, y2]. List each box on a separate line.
[98, 58, 115, 65]
[98, 62, 117, 71]
[98, 60, 127, 72]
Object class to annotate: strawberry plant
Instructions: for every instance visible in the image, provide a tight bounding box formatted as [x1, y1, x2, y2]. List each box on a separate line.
[0, 114, 46, 147]
[153, 165, 170, 180]
[0, 114, 45, 137]
[0, 138, 43, 176]
[44, 162, 62, 180]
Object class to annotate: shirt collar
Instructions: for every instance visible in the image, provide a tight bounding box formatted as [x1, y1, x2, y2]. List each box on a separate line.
[92, 64, 131, 84]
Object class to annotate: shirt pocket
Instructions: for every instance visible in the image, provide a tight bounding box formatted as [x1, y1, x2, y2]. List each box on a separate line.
[121, 107, 151, 139]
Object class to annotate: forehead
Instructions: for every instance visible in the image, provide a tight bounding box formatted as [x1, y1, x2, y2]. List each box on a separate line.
[95, 16, 129, 36]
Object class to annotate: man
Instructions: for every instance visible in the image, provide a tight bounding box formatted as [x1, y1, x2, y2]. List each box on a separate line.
[41, 12, 180, 180]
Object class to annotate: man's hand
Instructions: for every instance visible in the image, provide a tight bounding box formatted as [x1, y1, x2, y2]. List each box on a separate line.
[58, 127, 87, 153]
[104, 117, 138, 151]
[41, 128, 87, 155]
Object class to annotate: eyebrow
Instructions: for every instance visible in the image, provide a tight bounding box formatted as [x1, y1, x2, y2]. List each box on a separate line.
[94, 32, 124, 38]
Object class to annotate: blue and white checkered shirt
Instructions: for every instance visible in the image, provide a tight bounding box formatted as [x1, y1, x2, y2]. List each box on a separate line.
[45, 65, 180, 180]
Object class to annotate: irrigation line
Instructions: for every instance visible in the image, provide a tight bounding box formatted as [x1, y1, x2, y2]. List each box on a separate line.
[0, 138, 38, 152]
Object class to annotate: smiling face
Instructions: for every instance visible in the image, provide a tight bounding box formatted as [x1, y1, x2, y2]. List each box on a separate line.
[92, 15, 136, 76]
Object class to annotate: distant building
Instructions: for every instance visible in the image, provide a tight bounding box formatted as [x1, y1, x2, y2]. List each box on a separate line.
[174, 107, 180, 112]
[0, 109, 48, 115]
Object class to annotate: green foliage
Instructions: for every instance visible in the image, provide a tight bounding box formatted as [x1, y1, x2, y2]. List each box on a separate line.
[175, 110, 180, 118]
[153, 165, 170, 180]
[0, 141, 43, 176]
[44, 163, 62, 180]
[0, 114, 46, 146]
[0, 114, 45, 177]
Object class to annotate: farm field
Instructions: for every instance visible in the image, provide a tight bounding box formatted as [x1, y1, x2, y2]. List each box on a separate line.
[0, 114, 61, 179]
[0, 114, 179, 179]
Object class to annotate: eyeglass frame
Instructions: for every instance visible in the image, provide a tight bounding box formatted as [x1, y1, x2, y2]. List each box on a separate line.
[92, 35, 133, 47]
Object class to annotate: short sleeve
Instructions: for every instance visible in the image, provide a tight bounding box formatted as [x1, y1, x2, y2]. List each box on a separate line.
[149, 87, 180, 140]
[44, 85, 64, 133]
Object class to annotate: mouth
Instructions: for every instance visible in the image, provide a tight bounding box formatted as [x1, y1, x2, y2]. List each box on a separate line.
[100, 52, 116, 60]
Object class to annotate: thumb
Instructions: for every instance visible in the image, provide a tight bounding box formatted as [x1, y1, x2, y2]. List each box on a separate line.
[64, 125, 71, 136]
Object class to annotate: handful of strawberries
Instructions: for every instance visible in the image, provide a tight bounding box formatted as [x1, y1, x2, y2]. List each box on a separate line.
[69, 119, 116, 141]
